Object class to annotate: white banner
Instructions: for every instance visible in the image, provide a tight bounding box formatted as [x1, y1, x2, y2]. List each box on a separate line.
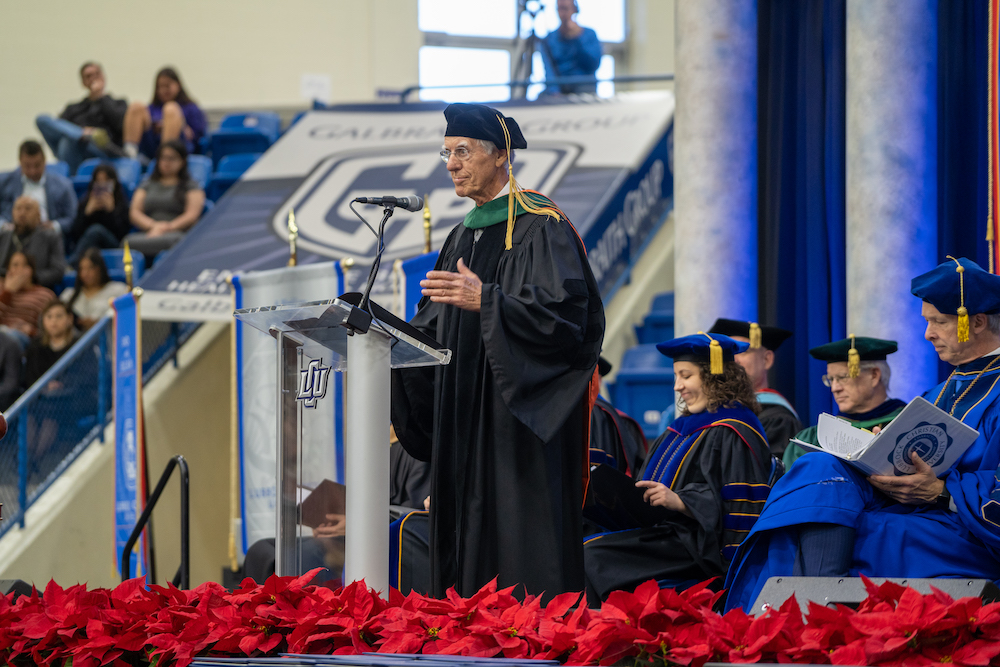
[232, 262, 346, 554]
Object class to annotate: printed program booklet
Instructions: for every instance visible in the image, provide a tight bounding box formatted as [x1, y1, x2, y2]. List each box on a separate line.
[790, 396, 979, 476]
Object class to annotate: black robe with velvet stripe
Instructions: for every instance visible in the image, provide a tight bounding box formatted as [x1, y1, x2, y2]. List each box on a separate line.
[391, 211, 604, 600]
[582, 408, 771, 601]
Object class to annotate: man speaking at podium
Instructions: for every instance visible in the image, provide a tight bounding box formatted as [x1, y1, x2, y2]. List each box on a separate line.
[391, 103, 604, 600]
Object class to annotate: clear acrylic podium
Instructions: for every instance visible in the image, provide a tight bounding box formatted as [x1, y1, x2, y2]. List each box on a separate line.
[234, 295, 450, 594]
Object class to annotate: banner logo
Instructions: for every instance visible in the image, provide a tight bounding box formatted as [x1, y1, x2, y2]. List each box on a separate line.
[890, 421, 950, 474]
[272, 143, 579, 262]
[298, 358, 331, 408]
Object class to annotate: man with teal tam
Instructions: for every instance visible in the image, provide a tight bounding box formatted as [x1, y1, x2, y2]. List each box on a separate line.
[725, 257, 1000, 614]
[584, 332, 772, 601]
[391, 103, 604, 601]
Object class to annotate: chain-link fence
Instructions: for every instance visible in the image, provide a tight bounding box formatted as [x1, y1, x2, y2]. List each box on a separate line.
[0, 317, 200, 537]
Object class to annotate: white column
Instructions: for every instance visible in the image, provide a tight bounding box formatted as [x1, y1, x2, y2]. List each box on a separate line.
[847, 0, 937, 400]
[344, 330, 391, 598]
[674, 0, 758, 337]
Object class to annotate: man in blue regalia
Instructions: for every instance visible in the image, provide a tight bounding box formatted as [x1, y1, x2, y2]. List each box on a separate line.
[725, 257, 1000, 613]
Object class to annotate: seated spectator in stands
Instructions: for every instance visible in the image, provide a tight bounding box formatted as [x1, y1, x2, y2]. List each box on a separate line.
[0, 251, 57, 349]
[541, 0, 603, 95]
[0, 140, 77, 234]
[25, 301, 78, 389]
[0, 197, 67, 290]
[0, 330, 21, 411]
[60, 248, 128, 330]
[709, 319, 801, 458]
[68, 164, 130, 264]
[124, 140, 205, 260]
[122, 67, 206, 161]
[35, 62, 127, 173]
[781, 336, 904, 469]
[583, 333, 772, 602]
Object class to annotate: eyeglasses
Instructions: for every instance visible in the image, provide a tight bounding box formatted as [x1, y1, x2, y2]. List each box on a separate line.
[821, 369, 872, 387]
[821, 374, 852, 388]
[439, 147, 474, 162]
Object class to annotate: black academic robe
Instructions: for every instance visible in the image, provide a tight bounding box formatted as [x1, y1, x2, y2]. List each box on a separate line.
[583, 405, 771, 601]
[590, 395, 648, 476]
[391, 212, 604, 599]
[757, 402, 801, 458]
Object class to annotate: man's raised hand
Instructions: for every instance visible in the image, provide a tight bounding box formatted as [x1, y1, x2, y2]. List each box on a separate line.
[421, 257, 483, 312]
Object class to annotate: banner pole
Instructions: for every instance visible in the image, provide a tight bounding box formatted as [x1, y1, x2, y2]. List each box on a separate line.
[228, 281, 240, 572]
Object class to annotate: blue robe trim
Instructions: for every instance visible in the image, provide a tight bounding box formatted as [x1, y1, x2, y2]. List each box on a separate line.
[724, 354, 1000, 613]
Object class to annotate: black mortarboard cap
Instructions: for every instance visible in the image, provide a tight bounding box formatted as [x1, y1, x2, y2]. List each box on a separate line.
[809, 336, 897, 363]
[444, 103, 527, 150]
[709, 318, 793, 351]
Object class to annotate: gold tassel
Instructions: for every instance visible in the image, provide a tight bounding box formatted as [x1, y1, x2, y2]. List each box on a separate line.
[951, 258, 970, 342]
[709, 339, 723, 375]
[958, 306, 970, 343]
[847, 333, 860, 378]
[749, 322, 762, 349]
[496, 114, 563, 250]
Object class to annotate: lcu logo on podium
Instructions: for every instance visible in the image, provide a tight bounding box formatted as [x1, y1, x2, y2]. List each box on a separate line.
[298, 359, 331, 408]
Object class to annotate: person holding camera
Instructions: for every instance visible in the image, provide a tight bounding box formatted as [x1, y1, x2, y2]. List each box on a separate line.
[540, 0, 603, 95]
[68, 164, 131, 264]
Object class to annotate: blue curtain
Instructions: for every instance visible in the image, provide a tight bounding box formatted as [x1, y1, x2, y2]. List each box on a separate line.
[759, 0, 990, 421]
[758, 0, 846, 426]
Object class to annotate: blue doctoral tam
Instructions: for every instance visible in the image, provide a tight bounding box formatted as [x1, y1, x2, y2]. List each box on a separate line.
[911, 256, 1000, 316]
[656, 332, 749, 364]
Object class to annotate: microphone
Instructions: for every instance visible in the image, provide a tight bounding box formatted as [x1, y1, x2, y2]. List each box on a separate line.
[353, 195, 424, 212]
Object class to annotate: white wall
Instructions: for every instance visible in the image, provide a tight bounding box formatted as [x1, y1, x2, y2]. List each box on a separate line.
[0, 0, 422, 170]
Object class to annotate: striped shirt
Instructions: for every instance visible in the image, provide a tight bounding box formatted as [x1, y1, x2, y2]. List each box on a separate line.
[0, 285, 56, 337]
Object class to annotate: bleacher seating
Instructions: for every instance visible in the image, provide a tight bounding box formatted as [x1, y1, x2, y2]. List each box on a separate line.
[206, 153, 261, 201]
[608, 291, 678, 439]
[46, 161, 70, 179]
[72, 157, 143, 199]
[207, 112, 281, 168]
[60, 248, 146, 289]
[143, 154, 212, 191]
[608, 343, 675, 439]
[634, 291, 674, 344]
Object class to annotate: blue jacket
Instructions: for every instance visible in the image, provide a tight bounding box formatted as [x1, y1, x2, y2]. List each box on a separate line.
[0, 168, 78, 234]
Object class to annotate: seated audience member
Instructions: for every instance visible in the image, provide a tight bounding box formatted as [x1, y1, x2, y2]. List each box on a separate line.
[0, 197, 67, 290]
[35, 62, 127, 173]
[782, 336, 903, 468]
[122, 67, 207, 161]
[0, 330, 21, 411]
[583, 333, 771, 602]
[124, 140, 205, 260]
[724, 257, 1000, 613]
[61, 248, 128, 330]
[24, 301, 78, 389]
[541, 0, 603, 95]
[710, 319, 801, 457]
[68, 164, 131, 264]
[0, 252, 57, 348]
[0, 140, 77, 234]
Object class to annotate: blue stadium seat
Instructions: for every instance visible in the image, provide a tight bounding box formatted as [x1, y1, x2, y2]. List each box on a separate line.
[144, 154, 212, 191]
[608, 343, 674, 439]
[73, 158, 143, 198]
[46, 161, 70, 179]
[635, 291, 675, 345]
[208, 112, 281, 168]
[206, 153, 260, 201]
[62, 249, 146, 287]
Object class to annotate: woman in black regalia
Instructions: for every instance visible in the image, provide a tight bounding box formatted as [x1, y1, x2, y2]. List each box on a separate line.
[584, 333, 773, 601]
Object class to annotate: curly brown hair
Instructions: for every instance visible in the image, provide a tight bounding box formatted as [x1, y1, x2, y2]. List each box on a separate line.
[679, 358, 761, 416]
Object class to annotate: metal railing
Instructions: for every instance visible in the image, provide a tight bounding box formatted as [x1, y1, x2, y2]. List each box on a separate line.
[122, 454, 189, 589]
[0, 317, 199, 539]
[398, 73, 675, 103]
